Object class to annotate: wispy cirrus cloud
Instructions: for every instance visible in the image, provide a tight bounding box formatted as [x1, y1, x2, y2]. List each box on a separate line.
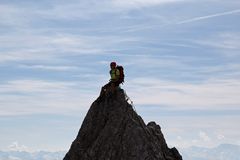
[19, 64, 79, 71]
[112, 0, 188, 9]
[0, 79, 100, 116]
[2, 76, 239, 116]
[194, 32, 240, 50]
[178, 9, 240, 24]
[0, 4, 29, 27]
[0, 0, 194, 26]
[0, 33, 119, 63]
[37, 0, 191, 20]
[0, 80, 75, 93]
[126, 78, 240, 109]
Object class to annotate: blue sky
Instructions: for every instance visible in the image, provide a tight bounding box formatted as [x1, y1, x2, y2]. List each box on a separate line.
[0, 0, 240, 151]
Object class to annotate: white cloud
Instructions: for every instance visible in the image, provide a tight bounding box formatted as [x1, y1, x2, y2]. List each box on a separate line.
[8, 141, 28, 152]
[0, 0, 195, 26]
[186, 131, 212, 147]
[8, 156, 22, 160]
[0, 4, 29, 27]
[0, 51, 55, 63]
[0, 33, 90, 50]
[0, 25, 148, 64]
[177, 136, 183, 140]
[217, 134, 225, 140]
[178, 9, 240, 24]
[36, 2, 100, 20]
[157, 115, 240, 148]
[121, 54, 188, 69]
[19, 64, 79, 71]
[199, 131, 211, 142]
[0, 80, 76, 93]
[126, 78, 240, 109]
[35, 0, 191, 20]
[112, 0, 188, 9]
[0, 79, 101, 116]
[0, 33, 112, 63]
[194, 32, 240, 52]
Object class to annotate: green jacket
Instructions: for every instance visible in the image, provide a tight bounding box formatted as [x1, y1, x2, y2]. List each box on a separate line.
[110, 68, 120, 82]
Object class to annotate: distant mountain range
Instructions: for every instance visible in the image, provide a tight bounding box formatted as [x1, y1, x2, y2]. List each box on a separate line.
[180, 144, 240, 160]
[0, 150, 65, 160]
[0, 144, 239, 160]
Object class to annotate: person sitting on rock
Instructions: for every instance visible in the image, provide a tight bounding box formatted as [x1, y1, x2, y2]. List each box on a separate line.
[109, 61, 120, 91]
[100, 61, 121, 96]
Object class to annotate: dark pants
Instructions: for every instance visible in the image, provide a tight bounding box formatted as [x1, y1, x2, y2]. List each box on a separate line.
[111, 81, 120, 87]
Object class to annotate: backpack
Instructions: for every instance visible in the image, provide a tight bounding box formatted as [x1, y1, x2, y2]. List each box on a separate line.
[116, 65, 124, 84]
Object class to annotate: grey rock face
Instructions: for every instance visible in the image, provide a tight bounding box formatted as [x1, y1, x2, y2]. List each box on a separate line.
[64, 89, 182, 160]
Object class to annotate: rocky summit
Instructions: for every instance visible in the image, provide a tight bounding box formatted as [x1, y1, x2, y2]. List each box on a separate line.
[64, 88, 182, 160]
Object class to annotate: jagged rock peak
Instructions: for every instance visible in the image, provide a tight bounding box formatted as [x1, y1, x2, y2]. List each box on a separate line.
[64, 88, 182, 160]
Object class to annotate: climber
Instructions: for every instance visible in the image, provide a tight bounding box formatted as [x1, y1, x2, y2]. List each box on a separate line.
[109, 61, 120, 91]
[100, 61, 125, 96]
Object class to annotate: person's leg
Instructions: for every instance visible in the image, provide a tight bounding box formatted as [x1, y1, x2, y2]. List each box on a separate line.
[110, 82, 116, 93]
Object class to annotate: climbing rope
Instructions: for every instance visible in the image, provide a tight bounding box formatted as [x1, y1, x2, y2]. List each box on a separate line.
[124, 91, 137, 113]
[123, 90, 161, 159]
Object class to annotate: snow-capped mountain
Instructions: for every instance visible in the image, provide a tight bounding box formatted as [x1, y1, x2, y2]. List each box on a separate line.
[0, 144, 239, 160]
[180, 144, 240, 160]
[0, 150, 65, 160]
